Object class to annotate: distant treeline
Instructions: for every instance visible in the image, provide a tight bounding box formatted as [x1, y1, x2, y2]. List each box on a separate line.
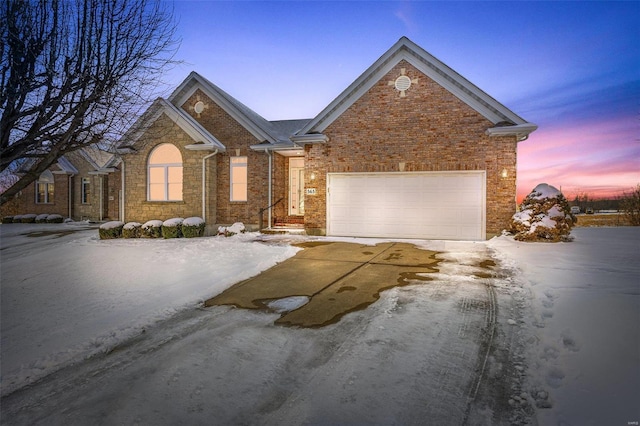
[571, 195, 621, 212]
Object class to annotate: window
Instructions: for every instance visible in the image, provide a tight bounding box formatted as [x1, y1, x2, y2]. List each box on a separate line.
[35, 170, 54, 204]
[148, 144, 183, 201]
[81, 177, 90, 204]
[230, 156, 247, 201]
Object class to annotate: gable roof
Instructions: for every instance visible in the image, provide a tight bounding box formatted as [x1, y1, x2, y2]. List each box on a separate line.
[296, 36, 536, 139]
[168, 72, 295, 144]
[118, 97, 225, 152]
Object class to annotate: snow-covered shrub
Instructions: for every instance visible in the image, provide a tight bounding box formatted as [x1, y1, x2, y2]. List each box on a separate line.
[21, 214, 37, 223]
[122, 222, 142, 238]
[141, 220, 163, 238]
[182, 217, 205, 238]
[36, 214, 50, 223]
[12, 215, 23, 223]
[162, 218, 184, 239]
[47, 214, 64, 223]
[218, 222, 245, 237]
[509, 183, 576, 242]
[2, 216, 13, 224]
[99, 221, 125, 239]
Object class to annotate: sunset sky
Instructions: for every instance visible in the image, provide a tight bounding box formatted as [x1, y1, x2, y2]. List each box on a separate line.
[164, 1, 639, 203]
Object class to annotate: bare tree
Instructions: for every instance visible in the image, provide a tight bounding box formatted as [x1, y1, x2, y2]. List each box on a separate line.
[620, 184, 640, 226]
[0, 0, 178, 205]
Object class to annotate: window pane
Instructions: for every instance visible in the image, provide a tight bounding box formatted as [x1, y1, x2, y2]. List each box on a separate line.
[36, 183, 45, 203]
[48, 183, 53, 202]
[149, 167, 165, 184]
[149, 144, 182, 165]
[230, 157, 247, 201]
[168, 183, 182, 201]
[167, 166, 183, 184]
[232, 166, 247, 184]
[149, 183, 165, 201]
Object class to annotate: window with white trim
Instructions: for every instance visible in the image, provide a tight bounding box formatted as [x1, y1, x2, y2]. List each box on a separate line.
[81, 177, 90, 204]
[148, 144, 183, 201]
[35, 170, 54, 204]
[230, 156, 247, 201]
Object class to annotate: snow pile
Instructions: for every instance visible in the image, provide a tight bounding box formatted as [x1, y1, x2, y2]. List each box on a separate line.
[142, 219, 163, 229]
[162, 217, 184, 227]
[509, 183, 576, 242]
[100, 220, 125, 230]
[183, 216, 205, 226]
[218, 222, 245, 236]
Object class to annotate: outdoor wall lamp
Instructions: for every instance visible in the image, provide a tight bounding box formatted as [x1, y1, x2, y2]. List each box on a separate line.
[501, 168, 508, 178]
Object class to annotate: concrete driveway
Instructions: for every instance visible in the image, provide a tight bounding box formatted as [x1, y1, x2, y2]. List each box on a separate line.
[3, 239, 531, 425]
[206, 241, 441, 327]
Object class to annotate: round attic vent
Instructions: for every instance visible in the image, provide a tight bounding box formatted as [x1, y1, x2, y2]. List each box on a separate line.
[394, 75, 412, 92]
[194, 101, 205, 114]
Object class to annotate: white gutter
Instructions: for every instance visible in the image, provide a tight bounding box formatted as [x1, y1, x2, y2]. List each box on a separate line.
[485, 122, 538, 142]
[202, 150, 219, 221]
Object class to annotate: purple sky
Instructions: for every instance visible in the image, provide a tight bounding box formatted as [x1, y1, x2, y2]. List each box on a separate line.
[164, 1, 639, 202]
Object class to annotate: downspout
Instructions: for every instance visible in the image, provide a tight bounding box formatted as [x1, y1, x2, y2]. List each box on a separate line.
[68, 174, 74, 220]
[202, 150, 219, 221]
[267, 150, 273, 229]
[121, 161, 125, 223]
[99, 175, 104, 221]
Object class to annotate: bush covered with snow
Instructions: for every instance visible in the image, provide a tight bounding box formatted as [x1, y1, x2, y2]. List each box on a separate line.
[2, 216, 14, 224]
[99, 221, 125, 239]
[122, 222, 142, 238]
[12, 215, 23, 223]
[141, 220, 163, 238]
[218, 222, 245, 237]
[35, 214, 50, 223]
[182, 217, 205, 238]
[162, 218, 184, 239]
[20, 214, 37, 223]
[509, 183, 576, 242]
[47, 214, 64, 223]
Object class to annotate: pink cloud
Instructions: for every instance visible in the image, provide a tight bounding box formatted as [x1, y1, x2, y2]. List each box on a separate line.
[517, 116, 640, 203]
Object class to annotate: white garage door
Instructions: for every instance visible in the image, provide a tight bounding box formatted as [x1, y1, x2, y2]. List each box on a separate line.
[327, 171, 486, 240]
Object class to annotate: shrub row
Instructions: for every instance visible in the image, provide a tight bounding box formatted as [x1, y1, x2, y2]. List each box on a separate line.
[99, 217, 205, 240]
[2, 214, 64, 224]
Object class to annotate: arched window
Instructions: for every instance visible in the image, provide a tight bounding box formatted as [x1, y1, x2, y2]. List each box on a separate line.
[36, 170, 54, 204]
[148, 144, 183, 201]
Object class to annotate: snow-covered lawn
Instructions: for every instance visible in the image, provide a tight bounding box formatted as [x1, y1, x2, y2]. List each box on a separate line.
[1, 224, 638, 425]
[0, 223, 298, 396]
[489, 227, 640, 425]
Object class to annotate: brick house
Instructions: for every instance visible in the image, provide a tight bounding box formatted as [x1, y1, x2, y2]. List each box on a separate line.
[117, 37, 536, 240]
[1, 148, 121, 222]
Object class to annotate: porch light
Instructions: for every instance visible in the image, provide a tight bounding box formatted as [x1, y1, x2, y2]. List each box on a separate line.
[501, 169, 508, 178]
[310, 172, 316, 181]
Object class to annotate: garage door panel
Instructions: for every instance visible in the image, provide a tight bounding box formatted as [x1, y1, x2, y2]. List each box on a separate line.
[327, 172, 485, 240]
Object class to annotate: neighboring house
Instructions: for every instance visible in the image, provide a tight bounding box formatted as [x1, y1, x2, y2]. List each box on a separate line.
[1, 148, 121, 222]
[118, 37, 536, 240]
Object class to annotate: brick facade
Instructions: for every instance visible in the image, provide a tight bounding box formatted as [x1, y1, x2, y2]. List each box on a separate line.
[304, 61, 518, 237]
[121, 91, 273, 229]
[117, 39, 532, 239]
[1, 152, 120, 221]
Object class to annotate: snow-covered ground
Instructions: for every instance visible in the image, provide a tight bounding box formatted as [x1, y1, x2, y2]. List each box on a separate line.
[489, 227, 640, 425]
[0, 223, 298, 396]
[1, 223, 638, 425]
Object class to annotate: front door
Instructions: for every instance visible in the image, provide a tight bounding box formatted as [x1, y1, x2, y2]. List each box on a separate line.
[289, 158, 304, 216]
